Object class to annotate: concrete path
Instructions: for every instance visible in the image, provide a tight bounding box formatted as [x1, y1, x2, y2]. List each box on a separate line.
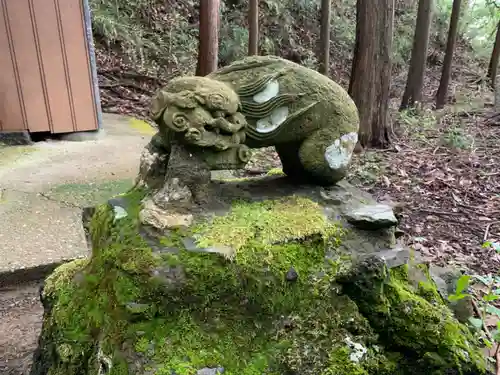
[0, 114, 155, 285]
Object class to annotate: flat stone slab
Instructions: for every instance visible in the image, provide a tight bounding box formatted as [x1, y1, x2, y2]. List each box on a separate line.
[0, 190, 88, 279]
[45, 179, 134, 207]
[343, 203, 398, 230]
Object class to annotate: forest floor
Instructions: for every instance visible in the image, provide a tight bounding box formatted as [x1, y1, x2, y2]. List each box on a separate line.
[355, 71, 500, 277]
[353, 104, 500, 276]
[0, 282, 42, 375]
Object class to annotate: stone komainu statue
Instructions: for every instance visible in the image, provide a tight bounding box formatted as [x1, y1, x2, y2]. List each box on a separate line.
[150, 55, 360, 185]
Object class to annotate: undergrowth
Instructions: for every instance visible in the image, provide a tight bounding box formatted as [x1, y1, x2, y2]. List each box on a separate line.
[89, 0, 498, 84]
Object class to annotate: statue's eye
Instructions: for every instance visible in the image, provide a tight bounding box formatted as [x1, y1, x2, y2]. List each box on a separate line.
[208, 93, 226, 108]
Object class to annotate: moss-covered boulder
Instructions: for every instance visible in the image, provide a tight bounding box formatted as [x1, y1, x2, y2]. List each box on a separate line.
[30, 175, 490, 375]
[30, 136, 490, 375]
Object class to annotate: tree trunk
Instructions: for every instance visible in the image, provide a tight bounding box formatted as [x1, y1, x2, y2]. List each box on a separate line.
[349, 0, 394, 148]
[318, 0, 332, 75]
[495, 73, 500, 112]
[196, 0, 220, 76]
[435, 0, 462, 109]
[488, 20, 500, 88]
[248, 0, 259, 55]
[400, 0, 433, 110]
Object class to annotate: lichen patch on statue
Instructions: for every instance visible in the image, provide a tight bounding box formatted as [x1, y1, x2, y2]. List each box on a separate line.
[151, 55, 360, 185]
[256, 106, 289, 133]
[252, 79, 280, 103]
[325, 132, 359, 170]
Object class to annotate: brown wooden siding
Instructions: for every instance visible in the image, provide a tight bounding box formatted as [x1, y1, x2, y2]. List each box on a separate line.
[0, 0, 99, 133]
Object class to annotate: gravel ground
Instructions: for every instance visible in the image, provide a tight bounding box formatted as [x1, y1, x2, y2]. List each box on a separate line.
[0, 282, 43, 375]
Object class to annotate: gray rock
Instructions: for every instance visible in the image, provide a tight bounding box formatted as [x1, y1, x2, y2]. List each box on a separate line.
[107, 198, 129, 221]
[136, 134, 170, 190]
[112, 206, 128, 220]
[82, 206, 96, 248]
[394, 227, 405, 239]
[181, 237, 200, 251]
[428, 265, 473, 324]
[138, 226, 174, 254]
[0, 131, 32, 145]
[371, 247, 410, 269]
[321, 180, 376, 207]
[150, 264, 186, 290]
[343, 204, 398, 230]
[286, 267, 298, 282]
[139, 198, 193, 230]
[211, 170, 239, 180]
[429, 266, 451, 299]
[153, 177, 193, 207]
[428, 265, 462, 296]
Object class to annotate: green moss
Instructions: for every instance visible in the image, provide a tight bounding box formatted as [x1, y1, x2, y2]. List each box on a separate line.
[324, 347, 368, 375]
[130, 196, 391, 375]
[159, 230, 185, 248]
[56, 343, 73, 363]
[416, 280, 443, 303]
[193, 195, 339, 252]
[109, 356, 129, 375]
[215, 176, 257, 183]
[43, 258, 89, 299]
[266, 167, 285, 176]
[122, 292, 381, 375]
[159, 195, 344, 313]
[40, 187, 158, 373]
[340, 260, 488, 374]
[412, 264, 444, 304]
[128, 312, 279, 375]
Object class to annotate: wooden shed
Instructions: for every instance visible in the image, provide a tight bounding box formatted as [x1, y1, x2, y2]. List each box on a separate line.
[0, 0, 102, 136]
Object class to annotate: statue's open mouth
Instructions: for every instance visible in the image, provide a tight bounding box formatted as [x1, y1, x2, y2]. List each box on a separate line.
[191, 143, 251, 170]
